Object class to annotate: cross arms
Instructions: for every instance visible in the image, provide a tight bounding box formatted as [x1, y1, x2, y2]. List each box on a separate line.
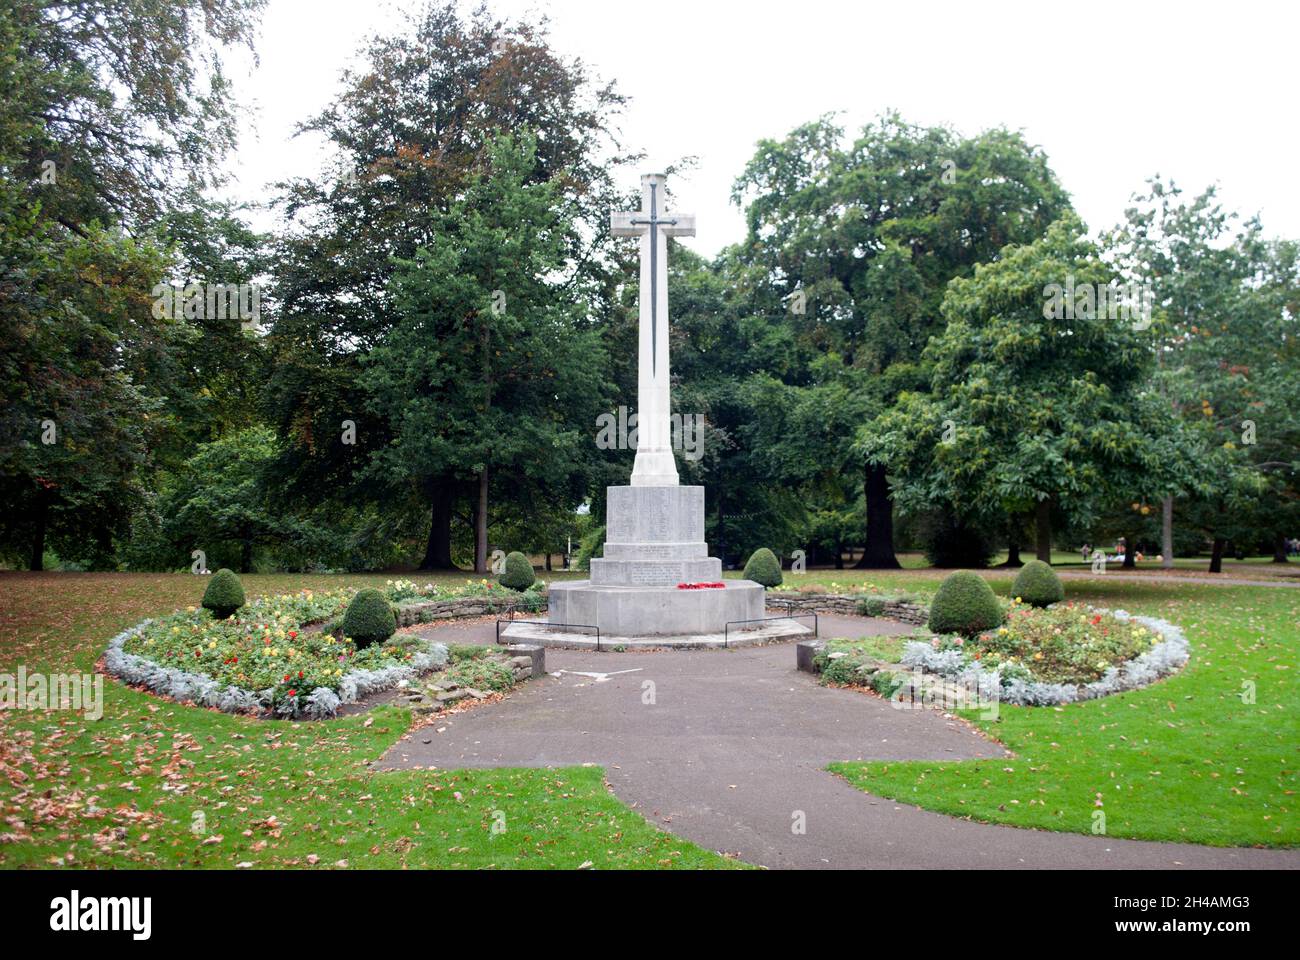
[609, 211, 697, 237]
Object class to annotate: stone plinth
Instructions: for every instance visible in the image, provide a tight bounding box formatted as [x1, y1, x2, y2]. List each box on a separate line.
[549, 579, 764, 637]
[551, 484, 764, 637]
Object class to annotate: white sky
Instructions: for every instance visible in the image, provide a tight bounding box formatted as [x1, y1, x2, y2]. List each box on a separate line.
[222, 0, 1299, 256]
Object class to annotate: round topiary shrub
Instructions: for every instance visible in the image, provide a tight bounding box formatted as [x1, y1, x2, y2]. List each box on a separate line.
[498, 551, 536, 591]
[743, 547, 783, 588]
[927, 570, 1003, 637]
[1011, 558, 1065, 608]
[201, 568, 246, 620]
[341, 588, 396, 648]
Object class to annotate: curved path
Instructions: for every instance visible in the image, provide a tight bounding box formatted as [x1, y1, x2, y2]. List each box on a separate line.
[377, 615, 1298, 870]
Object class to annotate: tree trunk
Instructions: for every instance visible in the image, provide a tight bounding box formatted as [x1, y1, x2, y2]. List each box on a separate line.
[1034, 498, 1052, 563]
[1209, 536, 1226, 574]
[240, 534, 253, 574]
[474, 312, 492, 576]
[1122, 533, 1137, 569]
[474, 467, 488, 574]
[834, 537, 844, 570]
[1001, 516, 1023, 568]
[855, 463, 901, 569]
[30, 487, 48, 571]
[1162, 496, 1174, 569]
[419, 480, 456, 570]
[545, 553, 552, 571]
[1272, 533, 1289, 564]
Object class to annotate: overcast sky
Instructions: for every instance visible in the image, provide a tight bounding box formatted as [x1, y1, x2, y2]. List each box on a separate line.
[222, 0, 1299, 256]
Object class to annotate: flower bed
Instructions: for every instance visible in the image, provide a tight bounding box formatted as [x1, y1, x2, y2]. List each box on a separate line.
[900, 604, 1189, 706]
[102, 580, 534, 719]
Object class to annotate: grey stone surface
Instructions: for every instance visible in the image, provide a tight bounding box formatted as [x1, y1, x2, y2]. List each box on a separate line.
[602, 540, 708, 561]
[589, 555, 721, 586]
[549, 579, 764, 636]
[499, 617, 811, 650]
[553, 482, 762, 635]
[503, 643, 545, 676]
[605, 485, 705, 543]
[796, 638, 825, 674]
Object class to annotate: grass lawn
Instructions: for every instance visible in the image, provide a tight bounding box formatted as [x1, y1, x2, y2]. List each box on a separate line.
[3, 567, 1294, 865]
[0, 572, 738, 869]
[786, 570, 1297, 848]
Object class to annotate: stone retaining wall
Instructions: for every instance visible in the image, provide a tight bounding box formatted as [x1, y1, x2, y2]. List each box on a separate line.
[770, 594, 928, 625]
[394, 595, 544, 627]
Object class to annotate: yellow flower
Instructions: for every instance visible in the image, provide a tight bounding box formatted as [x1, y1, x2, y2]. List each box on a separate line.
[1015, 596, 1022, 603]
[208, 640, 217, 649]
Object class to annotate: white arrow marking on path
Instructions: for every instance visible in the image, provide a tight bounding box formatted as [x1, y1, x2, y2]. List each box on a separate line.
[552, 668, 643, 683]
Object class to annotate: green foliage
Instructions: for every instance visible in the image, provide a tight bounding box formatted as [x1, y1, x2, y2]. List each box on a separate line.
[574, 524, 606, 572]
[870, 671, 903, 699]
[814, 638, 908, 693]
[122, 586, 424, 715]
[819, 655, 867, 686]
[443, 656, 515, 693]
[743, 547, 783, 587]
[867, 215, 1191, 554]
[732, 112, 1073, 565]
[922, 511, 995, 568]
[1108, 179, 1300, 563]
[927, 571, 1003, 637]
[0, 0, 264, 572]
[448, 643, 490, 664]
[499, 551, 536, 591]
[968, 602, 1151, 684]
[341, 588, 396, 648]
[201, 568, 246, 619]
[510, 584, 547, 614]
[263, 4, 624, 570]
[856, 597, 886, 617]
[160, 427, 301, 573]
[1011, 559, 1065, 607]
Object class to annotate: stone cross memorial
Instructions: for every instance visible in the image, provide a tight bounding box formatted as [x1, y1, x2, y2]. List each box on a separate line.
[545, 173, 767, 640]
[610, 173, 694, 486]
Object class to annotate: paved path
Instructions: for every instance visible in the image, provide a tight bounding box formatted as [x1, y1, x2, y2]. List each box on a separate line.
[378, 616, 1299, 870]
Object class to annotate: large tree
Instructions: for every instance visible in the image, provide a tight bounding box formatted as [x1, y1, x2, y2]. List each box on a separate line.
[366, 133, 608, 572]
[265, 1, 628, 568]
[1106, 180, 1300, 571]
[0, 0, 264, 568]
[731, 113, 1072, 566]
[867, 216, 1193, 562]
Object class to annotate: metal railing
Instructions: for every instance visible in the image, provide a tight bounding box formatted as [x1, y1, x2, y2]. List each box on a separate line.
[723, 612, 818, 648]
